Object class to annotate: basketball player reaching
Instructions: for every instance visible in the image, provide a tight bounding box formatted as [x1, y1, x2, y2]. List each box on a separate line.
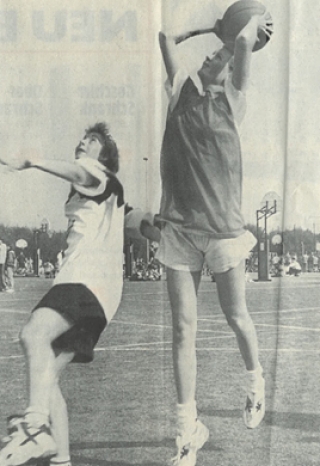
[157, 12, 272, 466]
[0, 122, 160, 466]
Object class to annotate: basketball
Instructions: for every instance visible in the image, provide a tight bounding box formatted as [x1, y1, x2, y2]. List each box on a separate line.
[217, 0, 273, 52]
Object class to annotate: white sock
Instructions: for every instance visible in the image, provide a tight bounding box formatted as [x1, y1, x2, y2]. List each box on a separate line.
[24, 406, 50, 429]
[246, 364, 264, 392]
[176, 400, 197, 436]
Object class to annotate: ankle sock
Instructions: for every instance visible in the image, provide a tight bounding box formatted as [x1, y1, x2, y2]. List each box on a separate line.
[24, 406, 50, 428]
[177, 400, 197, 436]
[246, 364, 264, 392]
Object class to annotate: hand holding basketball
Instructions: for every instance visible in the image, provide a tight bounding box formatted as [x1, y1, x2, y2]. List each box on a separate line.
[214, 0, 273, 52]
[255, 11, 273, 43]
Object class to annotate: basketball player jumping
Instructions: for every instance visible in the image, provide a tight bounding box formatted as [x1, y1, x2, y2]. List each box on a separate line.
[157, 11, 272, 466]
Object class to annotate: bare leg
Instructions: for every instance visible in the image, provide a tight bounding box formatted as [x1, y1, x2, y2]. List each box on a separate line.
[20, 307, 73, 415]
[50, 351, 75, 462]
[167, 268, 210, 460]
[214, 261, 265, 428]
[6, 267, 14, 289]
[214, 261, 259, 370]
[0, 264, 5, 290]
[167, 269, 201, 404]
[0, 309, 74, 465]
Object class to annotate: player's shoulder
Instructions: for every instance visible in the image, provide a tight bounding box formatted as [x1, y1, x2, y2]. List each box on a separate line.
[225, 76, 246, 98]
[166, 68, 201, 112]
[71, 157, 124, 205]
[104, 172, 124, 207]
[224, 76, 246, 124]
[75, 156, 107, 174]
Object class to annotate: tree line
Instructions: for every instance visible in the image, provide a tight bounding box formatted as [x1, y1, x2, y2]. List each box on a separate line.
[0, 224, 67, 264]
[0, 223, 319, 263]
[245, 224, 320, 256]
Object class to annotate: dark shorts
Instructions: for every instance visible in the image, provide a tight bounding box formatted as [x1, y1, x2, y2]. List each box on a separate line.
[33, 284, 107, 363]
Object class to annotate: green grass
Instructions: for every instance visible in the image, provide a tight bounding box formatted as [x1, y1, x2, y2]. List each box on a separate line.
[0, 273, 320, 465]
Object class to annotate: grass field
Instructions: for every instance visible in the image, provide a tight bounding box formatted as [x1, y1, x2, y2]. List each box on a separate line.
[0, 273, 320, 466]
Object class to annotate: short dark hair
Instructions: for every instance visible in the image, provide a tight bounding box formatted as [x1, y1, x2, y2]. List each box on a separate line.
[86, 122, 119, 173]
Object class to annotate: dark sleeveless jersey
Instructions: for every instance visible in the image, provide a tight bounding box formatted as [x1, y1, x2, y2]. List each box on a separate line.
[160, 73, 246, 239]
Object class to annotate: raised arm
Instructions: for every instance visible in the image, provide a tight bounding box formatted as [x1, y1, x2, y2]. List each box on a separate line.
[0, 155, 98, 187]
[159, 27, 214, 85]
[232, 12, 273, 91]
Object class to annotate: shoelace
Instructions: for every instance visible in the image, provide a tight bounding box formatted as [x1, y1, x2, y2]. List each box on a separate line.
[245, 393, 263, 413]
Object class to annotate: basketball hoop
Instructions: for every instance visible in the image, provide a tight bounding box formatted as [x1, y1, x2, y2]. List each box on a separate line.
[16, 239, 28, 249]
[260, 191, 283, 212]
[271, 234, 282, 245]
[256, 192, 283, 281]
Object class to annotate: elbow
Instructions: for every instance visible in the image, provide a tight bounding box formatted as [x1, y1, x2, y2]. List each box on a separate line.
[74, 167, 95, 187]
[235, 34, 255, 52]
[74, 173, 86, 186]
[158, 31, 167, 50]
[159, 30, 175, 46]
[235, 34, 249, 49]
[159, 30, 169, 44]
[159, 31, 166, 41]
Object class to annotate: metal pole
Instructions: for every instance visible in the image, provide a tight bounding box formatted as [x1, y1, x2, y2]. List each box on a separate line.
[257, 201, 273, 282]
[143, 158, 149, 263]
[265, 202, 270, 280]
[264, 202, 268, 246]
[34, 230, 39, 276]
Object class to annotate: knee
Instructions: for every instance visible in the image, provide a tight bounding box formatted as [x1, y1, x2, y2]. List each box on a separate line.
[19, 322, 39, 351]
[225, 309, 253, 334]
[19, 320, 48, 352]
[19, 324, 32, 351]
[173, 319, 197, 347]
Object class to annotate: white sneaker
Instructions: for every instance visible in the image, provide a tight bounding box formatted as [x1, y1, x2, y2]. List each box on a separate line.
[0, 422, 57, 466]
[243, 378, 265, 429]
[1, 415, 24, 446]
[170, 420, 209, 466]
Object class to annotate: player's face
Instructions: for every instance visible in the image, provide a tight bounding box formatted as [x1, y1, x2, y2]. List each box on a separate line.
[198, 47, 232, 87]
[75, 132, 103, 160]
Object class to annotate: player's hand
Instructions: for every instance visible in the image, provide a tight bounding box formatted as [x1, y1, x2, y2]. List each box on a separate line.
[140, 213, 161, 243]
[212, 19, 223, 40]
[15, 159, 33, 170]
[252, 12, 273, 41]
[0, 156, 29, 171]
[0, 151, 37, 171]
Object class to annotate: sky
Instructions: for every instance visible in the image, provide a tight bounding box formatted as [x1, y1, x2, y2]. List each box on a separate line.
[0, 0, 319, 234]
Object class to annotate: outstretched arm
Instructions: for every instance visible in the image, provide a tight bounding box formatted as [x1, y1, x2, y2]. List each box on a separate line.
[232, 12, 273, 91]
[0, 155, 98, 187]
[125, 209, 161, 243]
[159, 27, 214, 85]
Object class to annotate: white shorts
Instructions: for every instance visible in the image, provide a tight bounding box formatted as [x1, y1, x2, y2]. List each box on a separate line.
[156, 223, 257, 274]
